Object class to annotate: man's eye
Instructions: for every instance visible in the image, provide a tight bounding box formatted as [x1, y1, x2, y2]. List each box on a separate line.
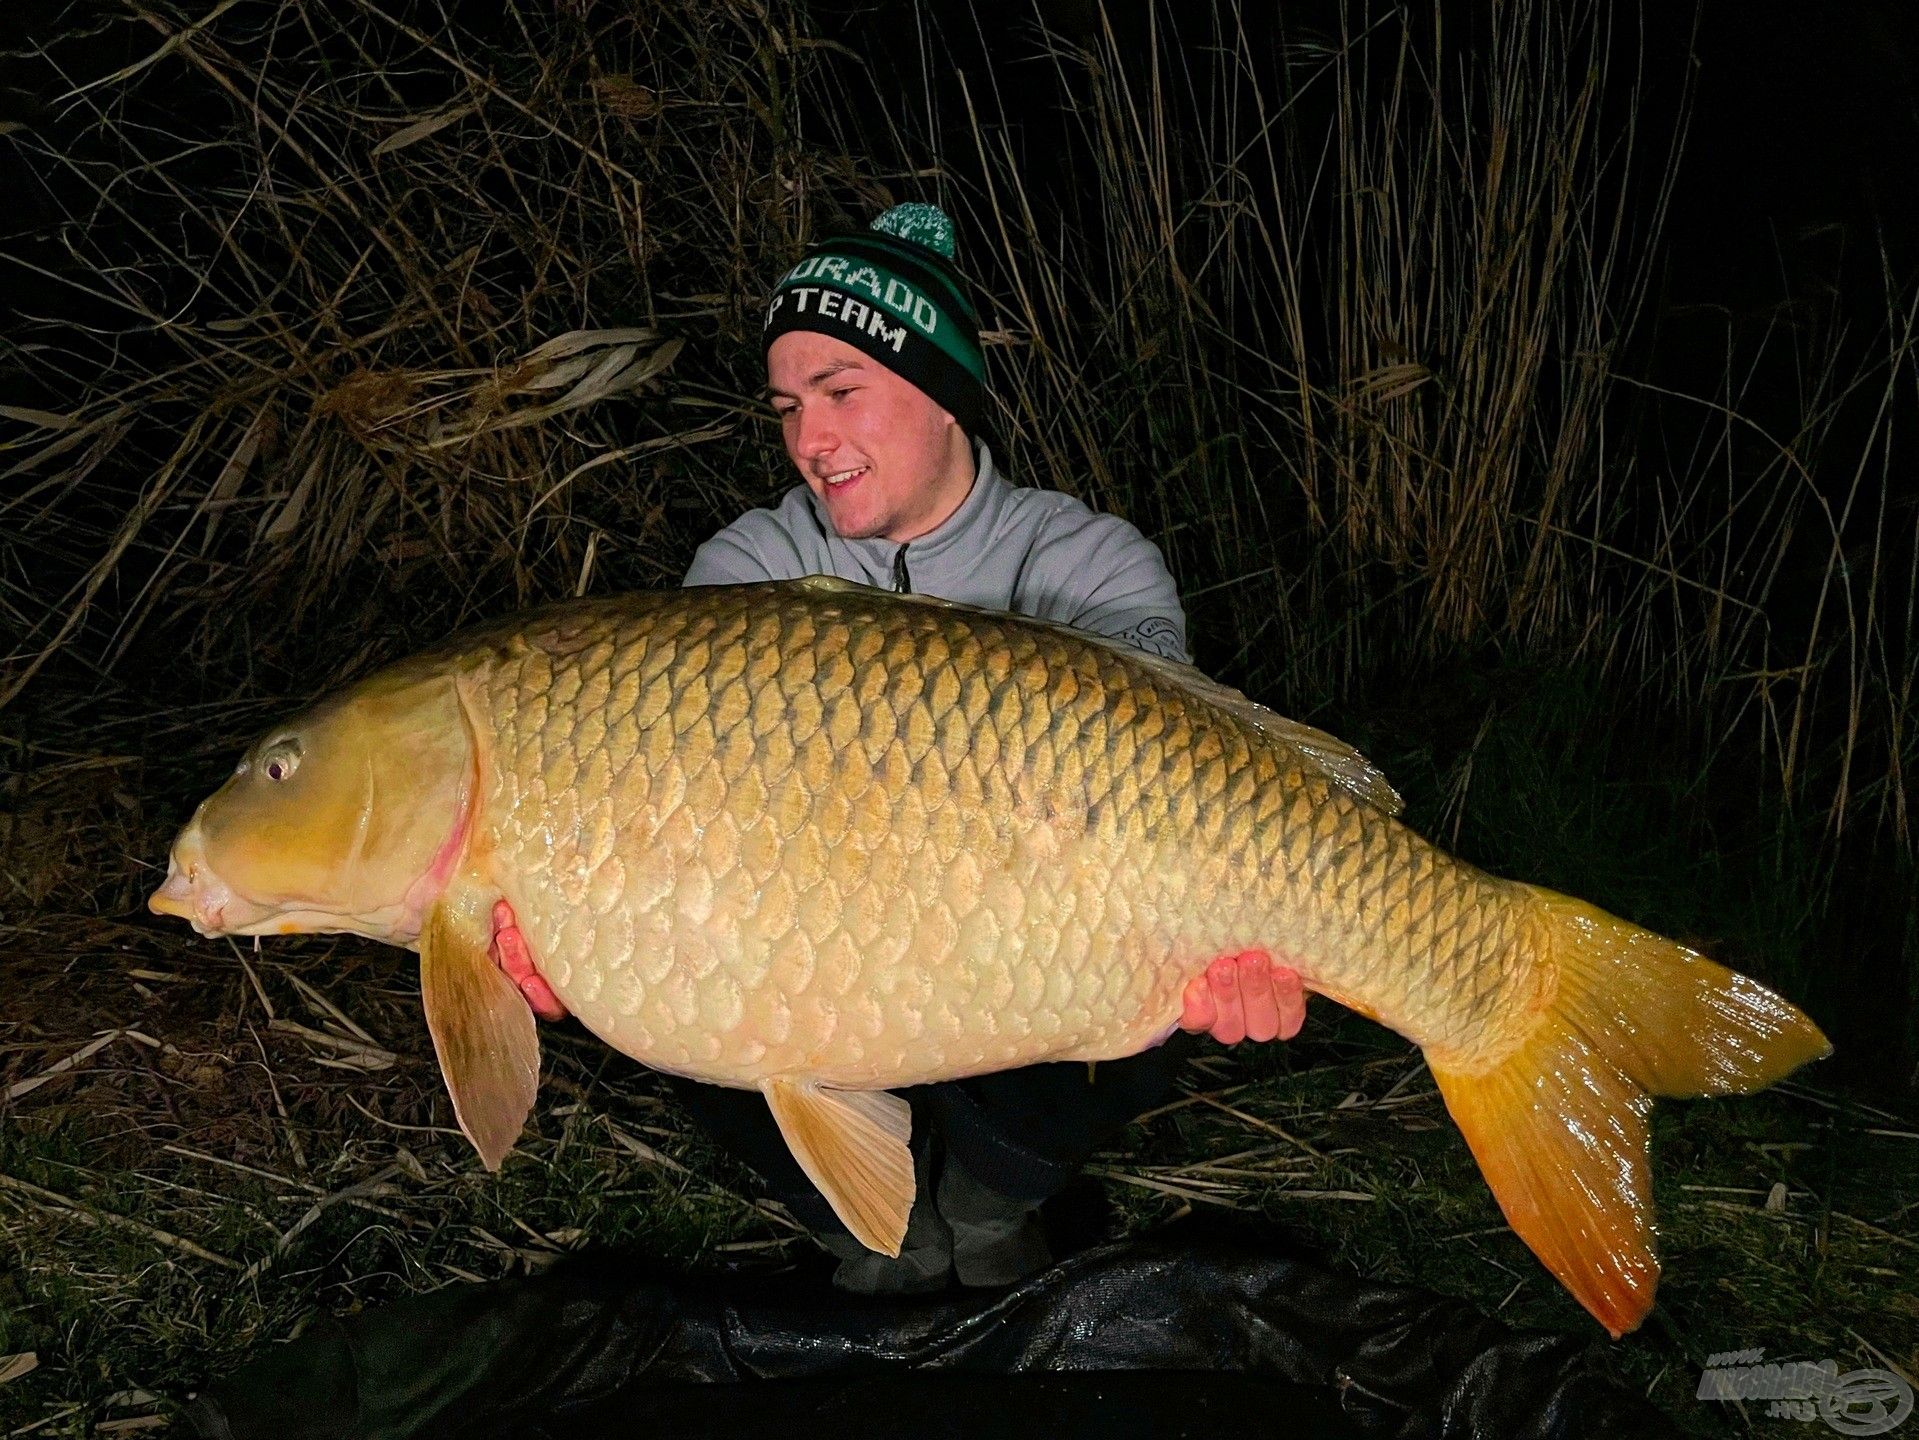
[830, 387, 857, 401]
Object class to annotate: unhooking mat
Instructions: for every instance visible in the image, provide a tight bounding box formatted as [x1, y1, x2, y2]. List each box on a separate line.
[182, 1237, 1680, 1439]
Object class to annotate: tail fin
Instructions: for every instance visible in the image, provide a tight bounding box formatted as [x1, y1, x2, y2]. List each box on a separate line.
[1428, 885, 1830, 1338]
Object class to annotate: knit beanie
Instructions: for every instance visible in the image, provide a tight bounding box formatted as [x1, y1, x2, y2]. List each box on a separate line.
[763, 202, 990, 442]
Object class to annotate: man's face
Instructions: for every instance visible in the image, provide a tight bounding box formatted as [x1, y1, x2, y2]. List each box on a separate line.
[767, 330, 974, 543]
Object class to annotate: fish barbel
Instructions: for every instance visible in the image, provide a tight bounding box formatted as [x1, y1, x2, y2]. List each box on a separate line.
[149, 577, 1828, 1335]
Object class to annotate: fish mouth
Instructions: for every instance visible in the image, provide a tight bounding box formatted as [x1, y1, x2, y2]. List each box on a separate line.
[147, 831, 273, 937]
[147, 864, 202, 923]
[149, 847, 236, 936]
[146, 860, 330, 938]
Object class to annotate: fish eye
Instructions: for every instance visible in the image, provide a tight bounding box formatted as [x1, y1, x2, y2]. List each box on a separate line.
[258, 740, 302, 783]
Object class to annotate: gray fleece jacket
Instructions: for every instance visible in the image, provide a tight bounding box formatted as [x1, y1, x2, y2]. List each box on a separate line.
[681, 445, 1190, 662]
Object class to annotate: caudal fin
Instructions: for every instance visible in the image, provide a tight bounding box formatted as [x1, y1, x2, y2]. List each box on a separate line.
[1428, 885, 1830, 1338]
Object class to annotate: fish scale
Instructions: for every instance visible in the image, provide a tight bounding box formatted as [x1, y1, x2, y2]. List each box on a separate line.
[470, 584, 1519, 1086]
[152, 575, 1831, 1336]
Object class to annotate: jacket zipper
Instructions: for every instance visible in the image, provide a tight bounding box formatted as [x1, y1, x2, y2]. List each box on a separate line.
[892, 544, 912, 594]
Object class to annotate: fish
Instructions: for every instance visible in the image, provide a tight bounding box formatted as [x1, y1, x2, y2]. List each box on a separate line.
[148, 576, 1830, 1336]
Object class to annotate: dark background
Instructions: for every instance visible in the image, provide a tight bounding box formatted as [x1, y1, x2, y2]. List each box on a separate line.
[9, 1, 1919, 343]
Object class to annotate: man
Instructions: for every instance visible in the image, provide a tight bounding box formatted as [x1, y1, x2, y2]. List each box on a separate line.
[493, 203, 1303, 1293]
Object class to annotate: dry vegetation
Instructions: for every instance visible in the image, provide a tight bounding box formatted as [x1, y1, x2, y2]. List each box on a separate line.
[1, 0, 1915, 1432]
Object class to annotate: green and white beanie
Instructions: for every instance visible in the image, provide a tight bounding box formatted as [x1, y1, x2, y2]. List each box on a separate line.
[763, 202, 989, 441]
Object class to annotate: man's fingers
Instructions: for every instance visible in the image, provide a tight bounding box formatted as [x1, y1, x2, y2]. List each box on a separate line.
[1238, 951, 1282, 1043]
[489, 900, 570, 1022]
[495, 926, 533, 980]
[1186, 952, 1309, 1046]
[502, 932, 567, 1021]
[1275, 965, 1307, 1040]
[1207, 954, 1247, 1045]
[521, 975, 569, 1022]
[1179, 974, 1217, 1034]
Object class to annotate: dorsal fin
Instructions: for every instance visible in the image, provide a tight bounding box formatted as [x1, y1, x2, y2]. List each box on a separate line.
[1102, 645, 1404, 816]
[792, 575, 866, 598]
[778, 577, 1404, 816]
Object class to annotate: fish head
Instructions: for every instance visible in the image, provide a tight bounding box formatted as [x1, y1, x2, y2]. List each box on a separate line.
[149, 670, 476, 945]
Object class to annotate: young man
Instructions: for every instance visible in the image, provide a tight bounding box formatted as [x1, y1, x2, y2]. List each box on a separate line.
[494, 203, 1303, 1292]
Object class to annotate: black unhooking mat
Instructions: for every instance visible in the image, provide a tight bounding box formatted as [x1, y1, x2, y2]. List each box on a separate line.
[182, 1238, 1679, 1440]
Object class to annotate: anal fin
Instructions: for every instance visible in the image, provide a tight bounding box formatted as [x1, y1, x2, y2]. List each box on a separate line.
[421, 895, 540, 1171]
[763, 1081, 914, 1256]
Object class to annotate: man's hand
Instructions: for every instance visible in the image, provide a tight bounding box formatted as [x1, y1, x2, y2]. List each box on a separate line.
[490, 900, 568, 1021]
[1180, 951, 1305, 1045]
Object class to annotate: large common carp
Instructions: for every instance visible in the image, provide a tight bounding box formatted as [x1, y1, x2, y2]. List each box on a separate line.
[149, 578, 1828, 1336]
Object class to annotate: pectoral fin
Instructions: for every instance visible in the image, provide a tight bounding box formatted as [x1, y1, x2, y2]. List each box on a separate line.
[763, 1080, 914, 1256]
[420, 899, 540, 1171]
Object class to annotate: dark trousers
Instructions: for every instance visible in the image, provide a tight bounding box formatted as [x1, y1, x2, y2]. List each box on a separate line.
[664, 1035, 1198, 1237]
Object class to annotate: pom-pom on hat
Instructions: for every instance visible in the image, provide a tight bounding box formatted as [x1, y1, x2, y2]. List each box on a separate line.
[763, 202, 989, 442]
